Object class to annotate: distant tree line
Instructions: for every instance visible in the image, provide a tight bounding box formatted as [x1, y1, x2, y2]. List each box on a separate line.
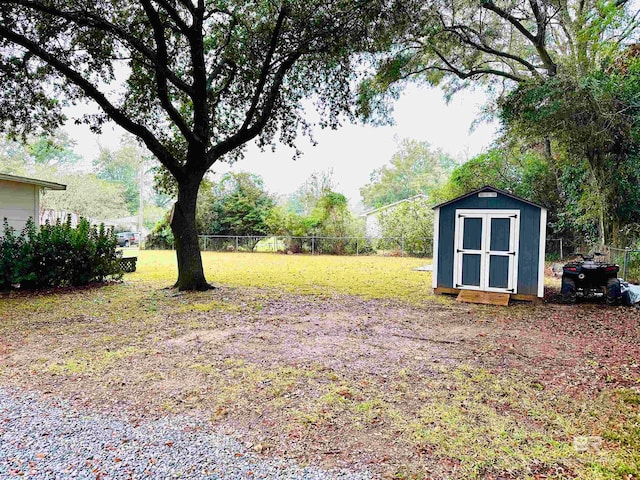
[147, 169, 365, 254]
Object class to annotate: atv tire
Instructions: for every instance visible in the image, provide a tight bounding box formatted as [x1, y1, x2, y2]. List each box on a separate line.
[606, 278, 621, 305]
[561, 276, 576, 304]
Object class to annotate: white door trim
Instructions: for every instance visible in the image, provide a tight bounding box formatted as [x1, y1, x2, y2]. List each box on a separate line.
[432, 207, 440, 289]
[453, 212, 485, 291]
[453, 209, 520, 293]
[537, 208, 547, 298]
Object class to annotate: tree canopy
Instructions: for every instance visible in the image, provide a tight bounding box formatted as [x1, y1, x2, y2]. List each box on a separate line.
[42, 173, 130, 221]
[286, 169, 338, 216]
[500, 46, 640, 246]
[196, 172, 275, 237]
[0, 131, 80, 176]
[0, 132, 131, 221]
[359, 0, 638, 109]
[360, 138, 456, 209]
[376, 195, 433, 256]
[94, 136, 145, 215]
[265, 171, 363, 253]
[358, 0, 639, 249]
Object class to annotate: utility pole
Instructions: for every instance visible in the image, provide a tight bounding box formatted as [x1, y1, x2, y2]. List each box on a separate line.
[138, 161, 144, 243]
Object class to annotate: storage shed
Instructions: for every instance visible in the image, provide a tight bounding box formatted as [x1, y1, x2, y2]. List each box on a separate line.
[0, 173, 66, 233]
[432, 186, 547, 301]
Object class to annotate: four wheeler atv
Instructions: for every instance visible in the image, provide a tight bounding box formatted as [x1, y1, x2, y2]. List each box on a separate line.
[561, 253, 621, 304]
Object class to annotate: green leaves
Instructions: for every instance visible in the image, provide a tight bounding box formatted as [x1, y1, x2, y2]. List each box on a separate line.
[377, 196, 434, 257]
[360, 138, 456, 209]
[497, 50, 640, 245]
[196, 172, 275, 238]
[0, 217, 122, 291]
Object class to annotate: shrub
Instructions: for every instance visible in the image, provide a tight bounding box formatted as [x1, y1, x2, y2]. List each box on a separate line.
[0, 219, 36, 289]
[377, 197, 434, 258]
[145, 215, 174, 250]
[0, 216, 122, 291]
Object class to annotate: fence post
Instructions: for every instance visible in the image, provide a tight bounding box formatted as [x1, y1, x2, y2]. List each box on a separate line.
[312, 236, 315, 255]
[235, 236, 239, 252]
[623, 247, 630, 281]
[401, 237, 405, 257]
[356, 238, 359, 256]
[559, 238, 563, 260]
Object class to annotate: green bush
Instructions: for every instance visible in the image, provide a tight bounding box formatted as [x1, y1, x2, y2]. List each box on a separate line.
[0, 219, 36, 288]
[145, 215, 174, 250]
[0, 216, 122, 291]
[377, 197, 434, 258]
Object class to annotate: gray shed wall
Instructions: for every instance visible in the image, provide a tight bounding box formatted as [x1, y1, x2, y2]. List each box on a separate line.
[436, 193, 542, 296]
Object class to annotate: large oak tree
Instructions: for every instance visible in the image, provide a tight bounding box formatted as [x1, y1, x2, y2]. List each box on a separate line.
[359, 0, 638, 99]
[358, 0, 639, 246]
[0, 0, 393, 290]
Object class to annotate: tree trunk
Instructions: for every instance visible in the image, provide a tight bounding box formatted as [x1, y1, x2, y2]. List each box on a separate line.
[612, 219, 620, 249]
[170, 174, 212, 291]
[598, 204, 605, 248]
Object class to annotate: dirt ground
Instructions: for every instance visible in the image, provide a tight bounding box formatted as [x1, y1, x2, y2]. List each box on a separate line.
[1, 280, 639, 479]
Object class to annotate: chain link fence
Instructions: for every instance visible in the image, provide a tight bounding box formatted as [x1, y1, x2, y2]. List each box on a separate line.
[145, 233, 616, 263]
[609, 247, 640, 282]
[544, 242, 640, 281]
[169, 235, 435, 257]
[546, 238, 584, 260]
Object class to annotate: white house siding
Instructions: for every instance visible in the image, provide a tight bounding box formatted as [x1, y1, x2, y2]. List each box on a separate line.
[0, 179, 39, 233]
[365, 214, 381, 238]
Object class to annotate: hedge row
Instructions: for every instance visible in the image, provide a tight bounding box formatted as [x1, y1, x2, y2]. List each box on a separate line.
[0, 217, 122, 290]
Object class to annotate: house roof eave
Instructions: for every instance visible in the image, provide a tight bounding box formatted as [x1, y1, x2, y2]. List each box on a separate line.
[0, 173, 67, 190]
[360, 193, 430, 217]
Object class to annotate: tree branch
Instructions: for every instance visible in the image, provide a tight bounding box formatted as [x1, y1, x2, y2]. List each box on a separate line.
[208, 60, 237, 113]
[240, 6, 289, 132]
[0, 23, 184, 180]
[442, 24, 541, 77]
[153, 0, 191, 33]
[481, 0, 537, 43]
[186, 4, 209, 151]
[481, 0, 557, 76]
[207, 53, 300, 165]
[431, 47, 525, 82]
[140, 0, 196, 145]
[207, 18, 238, 90]
[10, 0, 194, 95]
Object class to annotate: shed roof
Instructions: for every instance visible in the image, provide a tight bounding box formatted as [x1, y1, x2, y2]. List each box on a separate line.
[432, 185, 545, 211]
[360, 194, 429, 217]
[0, 173, 66, 190]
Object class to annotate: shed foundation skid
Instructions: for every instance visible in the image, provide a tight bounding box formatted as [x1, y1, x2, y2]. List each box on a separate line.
[434, 287, 543, 305]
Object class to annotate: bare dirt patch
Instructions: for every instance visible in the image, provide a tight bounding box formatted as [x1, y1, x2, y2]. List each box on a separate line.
[1, 284, 639, 478]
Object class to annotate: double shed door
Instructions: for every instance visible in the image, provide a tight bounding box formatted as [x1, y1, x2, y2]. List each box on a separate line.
[453, 210, 520, 293]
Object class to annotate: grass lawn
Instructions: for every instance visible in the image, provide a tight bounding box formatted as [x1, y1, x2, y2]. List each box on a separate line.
[1, 250, 639, 479]
[131, 250, 435, 300]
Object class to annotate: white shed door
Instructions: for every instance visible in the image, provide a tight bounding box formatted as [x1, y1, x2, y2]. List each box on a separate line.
[453, 210, 520, 293]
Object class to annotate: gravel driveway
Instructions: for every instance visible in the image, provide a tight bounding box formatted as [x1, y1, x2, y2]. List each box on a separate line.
[0, 388, 372, 479]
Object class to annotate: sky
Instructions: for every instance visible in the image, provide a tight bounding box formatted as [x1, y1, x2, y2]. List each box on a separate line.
[65, 83, 499, 208]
